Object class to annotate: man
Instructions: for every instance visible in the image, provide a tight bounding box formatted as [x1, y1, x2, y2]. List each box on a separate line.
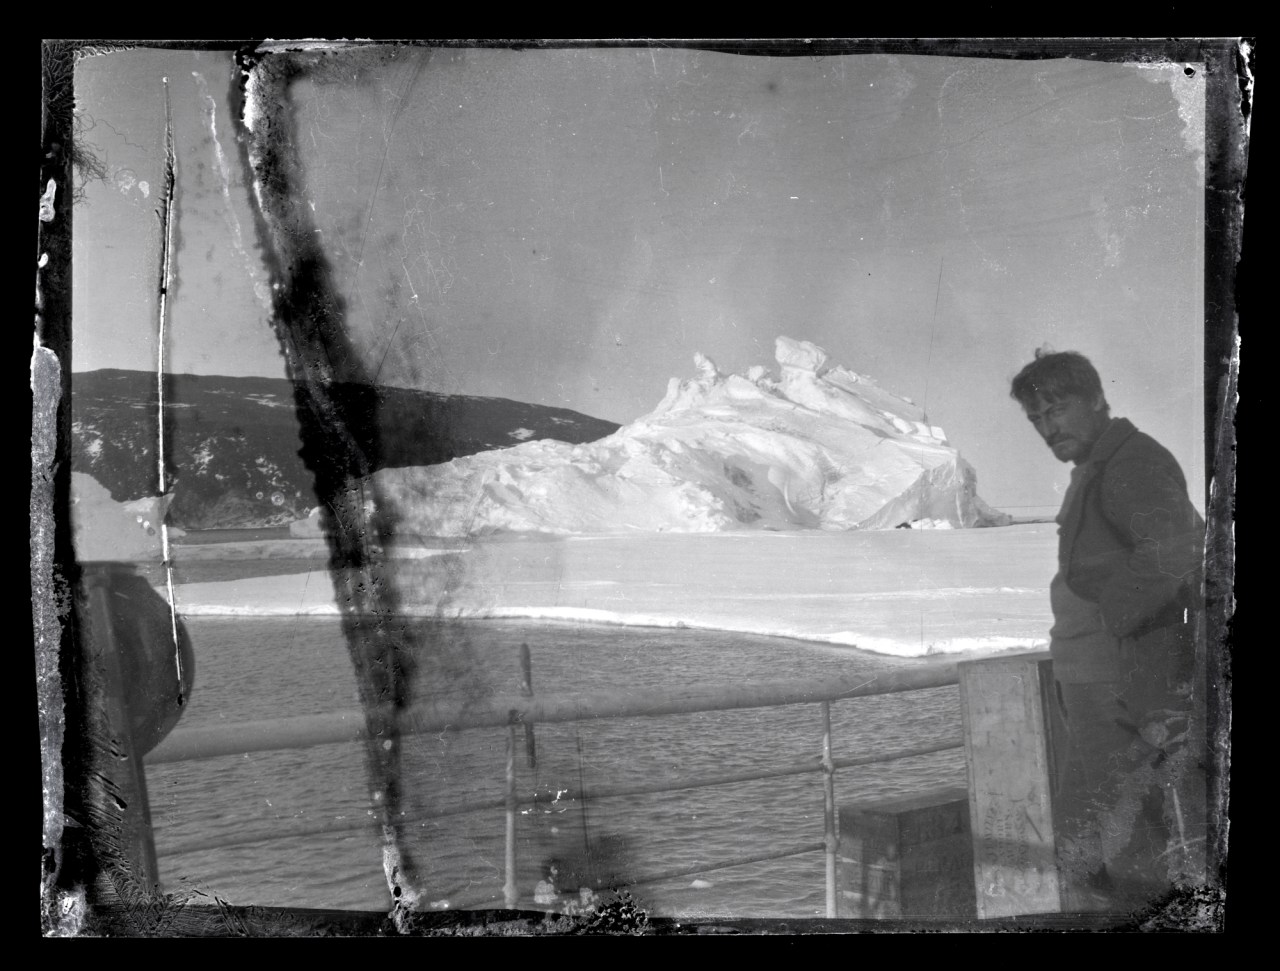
[1010, 349, 1206, 911]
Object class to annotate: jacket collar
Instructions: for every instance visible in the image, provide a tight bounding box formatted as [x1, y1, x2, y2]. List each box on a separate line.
[1078, 416, 1136, 468]
[1055, 417, 1136, 562]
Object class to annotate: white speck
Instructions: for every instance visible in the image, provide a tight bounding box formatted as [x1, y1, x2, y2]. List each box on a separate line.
[689, 879, 713, 889]
[790, 196, 799, 200]
[39, 179, 57, 222]
[138, 181, 150, 198]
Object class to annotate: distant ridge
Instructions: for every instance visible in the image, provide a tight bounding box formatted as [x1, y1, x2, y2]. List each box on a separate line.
[70, 369, 621, 529]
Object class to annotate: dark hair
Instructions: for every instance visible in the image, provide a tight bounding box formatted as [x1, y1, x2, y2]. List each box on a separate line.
[1010, 349, 1107, 410]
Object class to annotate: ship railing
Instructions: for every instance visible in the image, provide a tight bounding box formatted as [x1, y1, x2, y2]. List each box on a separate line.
[144, 664, 964, 917]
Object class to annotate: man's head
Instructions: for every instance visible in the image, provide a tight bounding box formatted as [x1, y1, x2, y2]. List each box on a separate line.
[1010, 350, 1112, 465]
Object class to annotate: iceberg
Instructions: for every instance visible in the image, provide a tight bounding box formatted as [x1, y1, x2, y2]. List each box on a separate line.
[373, 337, 1011, 537]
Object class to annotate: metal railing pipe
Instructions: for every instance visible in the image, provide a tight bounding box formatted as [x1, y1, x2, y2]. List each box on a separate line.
[154, 738, 965, 860]
[147, 665, 961, 765]
[830, 736, 963, 770]
[503, 723, 518, 909]
[820, 700, 837, 919]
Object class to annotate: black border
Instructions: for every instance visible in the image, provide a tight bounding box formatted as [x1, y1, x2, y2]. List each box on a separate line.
[34, 37, 1247, 936]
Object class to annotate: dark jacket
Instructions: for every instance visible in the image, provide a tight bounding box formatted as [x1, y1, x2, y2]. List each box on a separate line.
[1057, 418, 1204, 642]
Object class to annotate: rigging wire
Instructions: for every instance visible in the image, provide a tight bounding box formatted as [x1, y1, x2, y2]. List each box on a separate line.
[921, 255, 945, 425]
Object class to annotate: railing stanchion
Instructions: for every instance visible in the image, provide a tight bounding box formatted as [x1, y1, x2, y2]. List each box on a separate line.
[148, 660, 971, 913]
[504, 721, 518, 909]
[821, 700, 838, 919]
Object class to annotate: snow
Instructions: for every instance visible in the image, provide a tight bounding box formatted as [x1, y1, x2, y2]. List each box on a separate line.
[372, 337, 1010, 537]
[165, 523, 1057, 657]
[192, 443, 214, 473]
[71, 473, 175, 561]
[158, 338, 1046, 658]
[289, 506, 326, 538]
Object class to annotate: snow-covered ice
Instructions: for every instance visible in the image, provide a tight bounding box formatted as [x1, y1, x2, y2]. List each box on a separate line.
[126, 338, 1053, 658]
[162, 336, 1050, 658]
[71, 472, 180, 561]
[372, 337, 1010, 537]
[167, 523, 1058, 657]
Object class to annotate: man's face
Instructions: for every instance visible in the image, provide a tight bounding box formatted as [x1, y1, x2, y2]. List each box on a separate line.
[1021, 392, 1110, 465]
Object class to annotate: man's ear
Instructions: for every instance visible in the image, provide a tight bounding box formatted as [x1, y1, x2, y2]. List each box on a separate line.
[1091, 394, 1108, 413]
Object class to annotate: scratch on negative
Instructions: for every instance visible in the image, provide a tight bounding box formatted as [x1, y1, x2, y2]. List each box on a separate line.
[156, 76, 187, 704]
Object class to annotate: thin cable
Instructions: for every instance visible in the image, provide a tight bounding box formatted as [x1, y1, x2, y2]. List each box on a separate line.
[921, 255, 944, 423]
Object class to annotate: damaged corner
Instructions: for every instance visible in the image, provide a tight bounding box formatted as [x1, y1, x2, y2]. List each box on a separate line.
[33, 340, 76, 933]
[37, 40, 82, 936]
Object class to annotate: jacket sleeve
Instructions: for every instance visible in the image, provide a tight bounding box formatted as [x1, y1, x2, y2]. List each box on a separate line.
[1096, 454, 1205, 639]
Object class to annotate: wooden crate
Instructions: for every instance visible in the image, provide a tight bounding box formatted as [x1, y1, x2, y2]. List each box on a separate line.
[838, 786, 975, 918]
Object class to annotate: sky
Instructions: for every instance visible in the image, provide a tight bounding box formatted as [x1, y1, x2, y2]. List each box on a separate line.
[72, 44, 1208, 517]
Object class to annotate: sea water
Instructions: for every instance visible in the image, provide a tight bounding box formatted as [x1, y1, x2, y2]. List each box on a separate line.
[147, 613, 965, 919]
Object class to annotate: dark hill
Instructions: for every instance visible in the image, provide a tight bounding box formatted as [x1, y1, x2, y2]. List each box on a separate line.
[71, 370, 621, 529]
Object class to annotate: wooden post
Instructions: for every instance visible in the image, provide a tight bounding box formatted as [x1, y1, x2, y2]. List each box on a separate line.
[821, 700, 838, 918]
[959, 652, 1061, 917]
[520, 643, 536, 768]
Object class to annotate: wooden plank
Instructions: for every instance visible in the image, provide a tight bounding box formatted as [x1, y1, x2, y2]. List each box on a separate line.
[959, 652, 1061, 917]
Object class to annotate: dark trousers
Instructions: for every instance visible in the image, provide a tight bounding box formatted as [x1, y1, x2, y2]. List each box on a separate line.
[1050, 634, 1205, 910]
